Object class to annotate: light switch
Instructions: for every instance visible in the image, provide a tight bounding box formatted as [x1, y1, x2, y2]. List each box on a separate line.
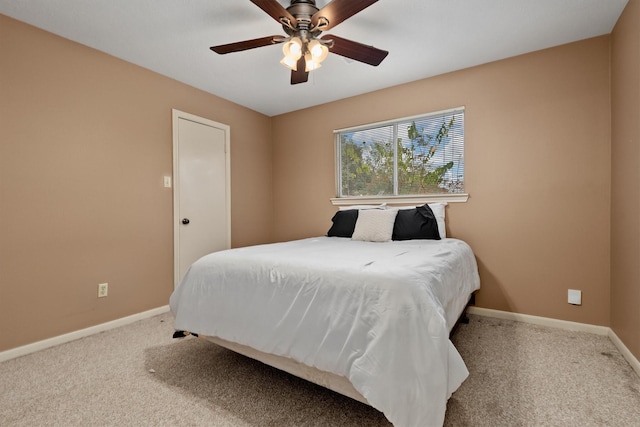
[163, 176, 172, 188]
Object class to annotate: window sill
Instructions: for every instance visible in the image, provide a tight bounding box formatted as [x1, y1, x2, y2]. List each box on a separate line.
[330, 193, 469, 206]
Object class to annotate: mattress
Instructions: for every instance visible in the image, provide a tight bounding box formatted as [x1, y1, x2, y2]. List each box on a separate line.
[170, 236, 480, 426]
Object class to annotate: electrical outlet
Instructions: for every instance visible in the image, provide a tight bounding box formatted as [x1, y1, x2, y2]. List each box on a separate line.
[98, 283, 108, 298]
[568, 289, 581, 305]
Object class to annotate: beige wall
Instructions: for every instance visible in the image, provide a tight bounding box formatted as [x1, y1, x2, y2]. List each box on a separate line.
[0, 15, 273, 351]
[611, 0, 640, 360]
[272, 36, 612, 327]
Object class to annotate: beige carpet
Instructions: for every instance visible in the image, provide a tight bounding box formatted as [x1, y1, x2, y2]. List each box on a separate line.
[1, 312, 639, 426]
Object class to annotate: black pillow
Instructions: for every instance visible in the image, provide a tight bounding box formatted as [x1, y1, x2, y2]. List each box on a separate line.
[327, 209, 359, 237]
[392, 204, 441, 240]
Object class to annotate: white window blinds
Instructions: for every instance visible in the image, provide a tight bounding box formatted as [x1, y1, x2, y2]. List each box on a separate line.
[336, 107, 465, 197]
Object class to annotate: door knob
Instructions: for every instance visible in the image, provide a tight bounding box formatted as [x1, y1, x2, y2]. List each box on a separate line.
[182, 218, 190, 225]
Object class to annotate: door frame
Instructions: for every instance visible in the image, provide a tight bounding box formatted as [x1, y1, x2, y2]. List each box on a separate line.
[172, 109, 231, 288]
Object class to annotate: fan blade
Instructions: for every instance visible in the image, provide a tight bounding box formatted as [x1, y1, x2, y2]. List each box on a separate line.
[311, 0, 379, 31]
[250, 0, 298, 29]
[291, 56, 309, 85]
[322, 34, 388, 66]
[210, 35, 283, 54]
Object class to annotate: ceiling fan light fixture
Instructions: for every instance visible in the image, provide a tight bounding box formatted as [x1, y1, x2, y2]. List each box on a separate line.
[308, 39, 329, 63]
[282, 37, 303, 59]
[281, 36, 303, 71]
[280, 55, 298, 71]
[304, 52, 322, 72]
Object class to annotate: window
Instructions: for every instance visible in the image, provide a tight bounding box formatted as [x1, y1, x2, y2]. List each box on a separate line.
[335, 107, 465, 201]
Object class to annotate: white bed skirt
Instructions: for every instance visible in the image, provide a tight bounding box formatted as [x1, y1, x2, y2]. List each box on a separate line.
[203, 335, 370, 405]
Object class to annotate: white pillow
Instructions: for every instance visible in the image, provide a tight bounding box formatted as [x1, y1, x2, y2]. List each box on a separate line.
[352, 209, 398, 242]
[428, 203, 447, 239]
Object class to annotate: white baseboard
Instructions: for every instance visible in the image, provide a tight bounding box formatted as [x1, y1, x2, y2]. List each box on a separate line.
[467, 306, 640, 379]
[0, 305, 171, 363]
[608, 328, 640, 378]
[467, 307, 610, 335]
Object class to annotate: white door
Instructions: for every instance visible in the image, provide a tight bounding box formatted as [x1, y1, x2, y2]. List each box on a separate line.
[172, 109, 230, 288]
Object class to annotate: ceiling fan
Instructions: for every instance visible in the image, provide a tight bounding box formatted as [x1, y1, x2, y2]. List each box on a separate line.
[210, 0, 389, 85]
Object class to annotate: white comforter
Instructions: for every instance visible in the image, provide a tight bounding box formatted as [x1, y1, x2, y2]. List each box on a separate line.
[170, 237, 480, 427]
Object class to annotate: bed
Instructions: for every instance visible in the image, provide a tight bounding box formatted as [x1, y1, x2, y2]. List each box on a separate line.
[169, 204, 480, 427]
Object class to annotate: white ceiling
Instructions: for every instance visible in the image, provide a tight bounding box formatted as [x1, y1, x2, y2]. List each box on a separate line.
[1, 0, 628, 116]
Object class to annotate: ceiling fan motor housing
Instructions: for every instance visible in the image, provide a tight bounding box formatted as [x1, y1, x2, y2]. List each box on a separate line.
[284, 0, 321, 39]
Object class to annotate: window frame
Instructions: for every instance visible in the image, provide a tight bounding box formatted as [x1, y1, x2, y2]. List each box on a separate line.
[332, 107, 469, 206]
